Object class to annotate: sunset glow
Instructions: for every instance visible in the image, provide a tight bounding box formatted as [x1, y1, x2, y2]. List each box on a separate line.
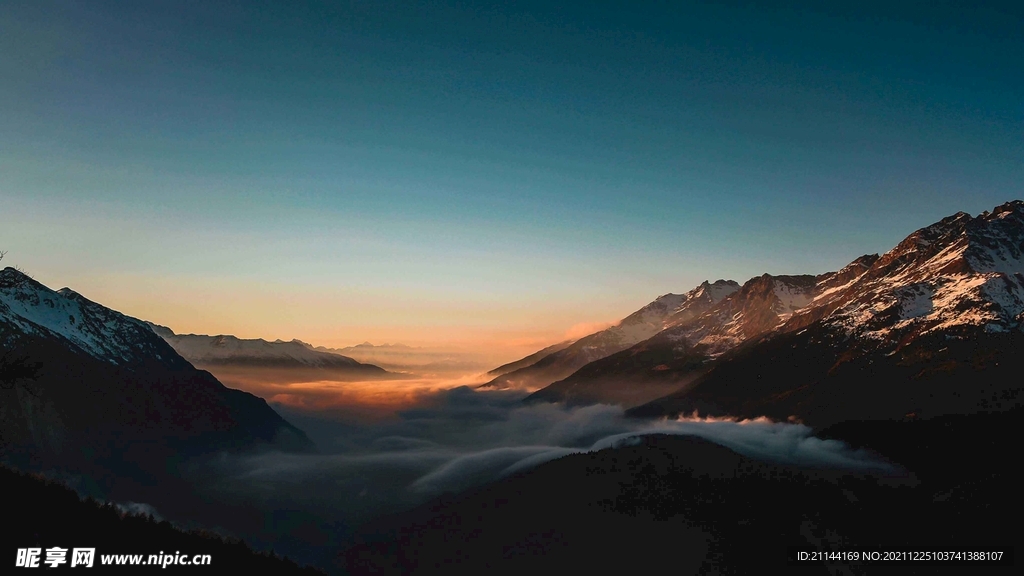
[216, 373, 491, 414]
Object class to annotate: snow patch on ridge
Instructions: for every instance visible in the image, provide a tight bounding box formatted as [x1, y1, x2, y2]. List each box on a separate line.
[0, 269, 167, 365]
[820, 202, 1024, 342]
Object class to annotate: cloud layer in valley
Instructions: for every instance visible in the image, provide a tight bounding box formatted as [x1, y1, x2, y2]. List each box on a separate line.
[197, 386, 894, 507]
[170, 384, 898, 567]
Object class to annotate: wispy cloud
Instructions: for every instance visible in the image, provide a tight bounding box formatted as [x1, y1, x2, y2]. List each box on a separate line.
[564, 320, 617, 340]
[197, 387, 893, 516]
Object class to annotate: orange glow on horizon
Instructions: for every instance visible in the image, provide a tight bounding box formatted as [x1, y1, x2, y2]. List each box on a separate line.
[42, 270, 642, 368]
[212, 369, 495, 416]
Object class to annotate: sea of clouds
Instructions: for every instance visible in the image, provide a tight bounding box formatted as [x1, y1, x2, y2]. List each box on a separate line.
[192, 386, 892, 518]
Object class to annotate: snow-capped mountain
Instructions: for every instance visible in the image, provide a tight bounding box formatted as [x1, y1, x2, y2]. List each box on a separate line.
[480, 279, 738, 391]
[663, 280, 742, 326]
[628, 201, 1024, 426]
[531, 201, 1024, 417]
[0, 270, 189, 368]
[0, 268, 312, 472]
[148, 324, 388, 375]
[658, 274, 820, 356]
[654, 263, 880, 359]
[789, 202, 1024, 343]
[616, 280, 740, 342]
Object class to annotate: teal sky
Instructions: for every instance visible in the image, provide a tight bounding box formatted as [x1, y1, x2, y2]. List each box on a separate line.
[2, 1, 1022, 354]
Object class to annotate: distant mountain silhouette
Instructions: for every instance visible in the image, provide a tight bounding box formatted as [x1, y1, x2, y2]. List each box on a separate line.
[148, 323, 393, 381]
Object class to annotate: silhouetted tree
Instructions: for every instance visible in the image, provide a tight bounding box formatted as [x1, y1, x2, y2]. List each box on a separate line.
[0, 250, 31, 280]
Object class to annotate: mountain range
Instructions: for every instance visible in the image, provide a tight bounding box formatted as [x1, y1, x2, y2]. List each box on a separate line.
[324, 342, 495, 376]
[148, 324, 393, 381]
[493, 201, 1024, 426]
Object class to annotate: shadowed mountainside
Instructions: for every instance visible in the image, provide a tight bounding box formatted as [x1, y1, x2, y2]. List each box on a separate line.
[485, 339, 576, 378]
[2, 463, 324, 574]
[480, 280, 739, 391]
[0, 268, 314, 506]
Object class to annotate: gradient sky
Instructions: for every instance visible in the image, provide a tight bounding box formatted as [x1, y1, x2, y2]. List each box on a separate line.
[2, 1, 1022, 358]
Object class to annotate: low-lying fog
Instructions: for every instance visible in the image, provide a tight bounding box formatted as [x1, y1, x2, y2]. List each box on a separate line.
[169, 373, 895, 569]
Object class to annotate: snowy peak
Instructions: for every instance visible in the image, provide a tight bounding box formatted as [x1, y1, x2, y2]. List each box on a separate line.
[663, 280, 740, 327]
[0, 268, 184, 367]
[0, 270, 316, 461]
[604, 201, 1022, 371]
[530, 200, 1024, 413]
[620, 292, 690, 328]
[863, 202, 1023, 283]
[813, 254, 880, 297]
[615, 279, 741, 343]
[811, 200, 1024, 343]
[963, 201, 1024, 275]
[619, 280, 739, 327]
[659, 273, 817, 355]
[724, 273, 817, 329]
[700, 279, 743, 303]
[770, 275, 818, 319]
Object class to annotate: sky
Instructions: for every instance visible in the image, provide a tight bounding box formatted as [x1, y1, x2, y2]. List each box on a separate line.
[2, 0, 1022, 359]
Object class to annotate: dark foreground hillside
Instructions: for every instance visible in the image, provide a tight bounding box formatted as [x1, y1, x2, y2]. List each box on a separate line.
[338, 409, 1021, 575]
[2, 464, 324, 574]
